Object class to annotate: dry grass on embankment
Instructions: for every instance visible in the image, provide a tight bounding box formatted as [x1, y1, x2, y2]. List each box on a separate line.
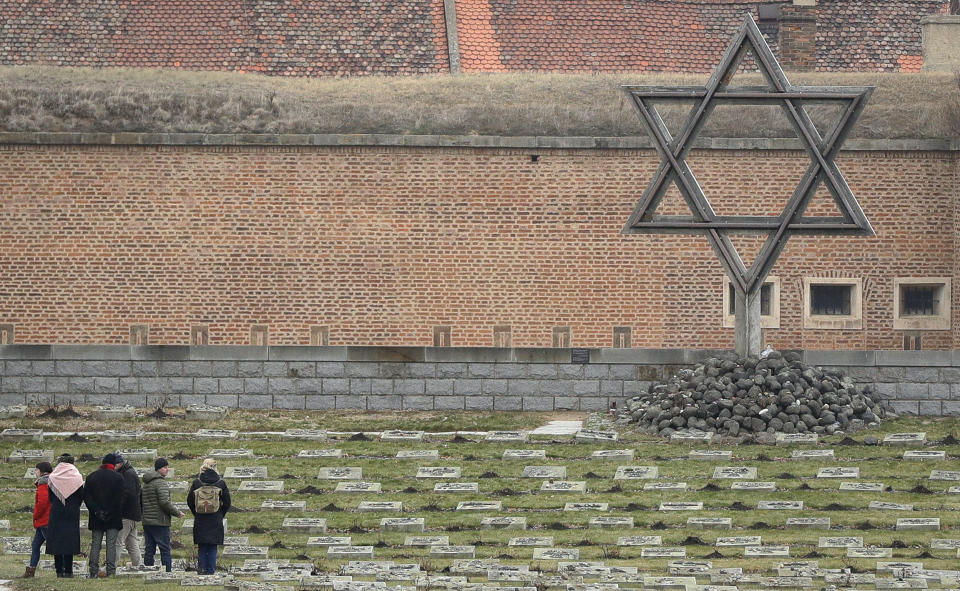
[0, 66, 957, 139]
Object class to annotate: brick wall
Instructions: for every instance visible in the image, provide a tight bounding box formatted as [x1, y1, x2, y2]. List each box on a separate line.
[1, 346, 958, 416]
[0, 0, 948, 75]
[0, 135, 956, 350]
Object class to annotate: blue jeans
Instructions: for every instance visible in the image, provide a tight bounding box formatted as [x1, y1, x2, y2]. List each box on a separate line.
[196, 543, 217, 575]
[143, 525, 172, 572]
[29, 527, 47, 568]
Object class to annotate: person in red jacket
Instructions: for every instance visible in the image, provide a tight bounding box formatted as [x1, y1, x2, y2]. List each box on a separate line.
[25, 461, 53, 578]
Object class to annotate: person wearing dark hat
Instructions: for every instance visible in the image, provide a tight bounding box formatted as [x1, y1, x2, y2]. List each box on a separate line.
[24, 461, 53, 577]
[141, 457, 183, 572]
[47, 453, 83, 578]
[83, 453, 124, 577]
[113, 451, 143, 569]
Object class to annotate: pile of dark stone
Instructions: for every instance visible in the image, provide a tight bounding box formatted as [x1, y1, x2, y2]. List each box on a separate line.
[620, 351, 884, 440]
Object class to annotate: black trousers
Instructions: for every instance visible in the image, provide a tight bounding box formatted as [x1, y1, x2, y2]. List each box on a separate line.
[54, 554, 74, 577]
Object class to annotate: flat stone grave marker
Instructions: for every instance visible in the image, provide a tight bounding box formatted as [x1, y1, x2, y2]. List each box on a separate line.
[282, 428, 326, 440]
[660, 502, 703, 511]
[591, 449, 634, 460]
[817, 467, 858, 478]
[317, 467, 361, 480]
[521, 465, 566, 478]
[876, 561, 924, 573]
[929, 470, 960, 481]
[261, 500, 306, 511]
[238, 481, 284, 492]
[758, 576, 814, 588]
[116, 448, 158, 461]
[541, 480, 586, 492]
[282, 518, 326, 533]
[614, 466, 658, 479]
[224, 467, 268, 479]
[8, 449, 53, 462]
[758, 500, 802, 510]
[688, 450, 732, 460]
[3, 539, 31, 554]
[433, 482, 478, 493]
[848, 547, 892, 558]
[818, 536, 863, 548]
[786, 517, 830, 529]
[791, 449, 834, 459]
[326, 546, 374, 559]
[589, 516, 633, 529]
[211, 448, 254, 459]
[575, 429, 618, 442]
[883, 432, 926, 446]
[1, 429, 42, 442]
[930, 539, 960, 550]
[896, 518, 940, 531]
[480, 516, 525, 529]
[416, 467, 460, 478]
[223, 536, 251, 546]
[195, 428, 238, 438]
[713, 466, 757, 479]
[92, 405, 135, 420]
[381, 430, 424, 442]
[429, 545, 475, 558]
[744, 545, 789, 557]
[503, 449, 546, 460]
[716, 536, 761, 546]
[221, 545, 269, 558]
[0, 520, 9, 530]
[180, 573, 236, 586]
[486, 431, 528, 442]
[166, 480, 188, 491]
[670, 431, 713, 443]
[0, 405, 26, 419]
[644, 482, 687, 491]
[642, 548, 686, 558]
[731, 481, 776, 491]
[776, 433, 818, 445]
[358, 501, 402, 512]
[456, 501, 502, 512]
[667, 560, 712, 575]
[839, 482, 884, 492]
[306, 536, 350, 546]
[564, 502, 608, 511]
[824, 572, 876, 585]
[617, 535, 661, 546]
[904, 450, 945, 460]
[509, 536, 553, 546]
[949, 486, 960, 493]
[298, 449, 342, 458]
[336, 481, 382, 493]
[145, 571, 185, 583]
[448, 558, 504, 574]
[869, 501, 914, 511]
[405, 535, 448, 546]
[185, 404, 228, 420]
[396, 449, 438, 460]
[687, 517, 732, 530]
[101, 430, 145, 440]
[380, 517, 424, 532]
[533, 548, 579, 560]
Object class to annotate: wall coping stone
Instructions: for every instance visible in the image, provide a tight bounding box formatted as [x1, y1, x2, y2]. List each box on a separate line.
[1, 345, 957, 367]
[0, 133, 956, 152]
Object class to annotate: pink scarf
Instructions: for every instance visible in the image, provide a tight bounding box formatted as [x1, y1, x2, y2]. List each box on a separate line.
[48, 462, 83, 504]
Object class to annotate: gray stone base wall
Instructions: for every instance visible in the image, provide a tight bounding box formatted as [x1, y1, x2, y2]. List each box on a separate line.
[1, 346, 958, 415]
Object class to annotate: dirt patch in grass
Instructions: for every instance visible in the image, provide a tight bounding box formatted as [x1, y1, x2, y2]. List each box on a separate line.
[171, 451, 191, 460]
[322, 503, 342, 512]
[651, 521, 668, 530]
[420, 504, 442, 512]
[245, 525, 266, 533]
[700, 483, 722, 491]
[279, 473, 299, 479]
[797, 482, 813, 490]
[270, 541, 286, 549]
[295, 485, 323, 495]
[574, 538, 593, 547]
[41, 406, 82, 419]
[65, 433, 88, 443]
[624, 503, 645, 511]
[496, 488, 518, 496]
[704, 550, 725, 558]
[402, 487, 419, 494]
[547, 522, 570, 530]
[891, 540, 908, 548]
[749, 521, 770, 529]
[682, 536, 707, 545]
[583, 472, 602, 479]
[909, 485, 933, 494]
[479, 471, 499, 478]
[776, 473, 796, 479]
[605, 484, 623, 493]
[148, 407, 170, 419]
[802, 550, 824, 558]
[729, 502, 750, 511]
[823, 503, 850, 511]
[937, 434, 960, 445]
[856, 521, 877, 530]
[78, 453, 97, 463]
[837, 437, 858, 445]
[450, 435, 472, 443]
[374, 540, 389, 548]
[916, 550, 935, 558]
[348, 433, 371, 441]
[756, 454, 772, 461]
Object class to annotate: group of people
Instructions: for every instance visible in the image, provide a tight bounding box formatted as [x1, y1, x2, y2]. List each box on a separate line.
[28, 453, 231, 578]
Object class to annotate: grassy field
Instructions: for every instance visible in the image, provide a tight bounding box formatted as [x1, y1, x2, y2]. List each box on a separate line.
[0, 409, 958, 590]
[0, 67, 957, 140]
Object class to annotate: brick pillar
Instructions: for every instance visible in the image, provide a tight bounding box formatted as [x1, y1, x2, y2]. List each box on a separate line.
[778, 2, 817, 72]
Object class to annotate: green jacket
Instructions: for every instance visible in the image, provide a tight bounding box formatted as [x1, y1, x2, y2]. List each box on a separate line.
[141, 470, 181, 527]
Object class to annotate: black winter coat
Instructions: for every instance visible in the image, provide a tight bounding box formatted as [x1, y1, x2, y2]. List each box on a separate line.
[187, 470, 231, 545]
[84, 466, 124, 531]
[117, 463, 143, 521]
[46, 487, 83, 555]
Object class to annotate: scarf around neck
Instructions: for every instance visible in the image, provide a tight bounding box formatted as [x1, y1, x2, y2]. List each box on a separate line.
[48, 462, 83, 504]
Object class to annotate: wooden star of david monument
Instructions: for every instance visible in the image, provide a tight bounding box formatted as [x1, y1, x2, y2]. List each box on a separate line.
[622, 14, 873, 357]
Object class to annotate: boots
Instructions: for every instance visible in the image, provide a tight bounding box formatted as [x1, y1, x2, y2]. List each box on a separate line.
[22, 566, 36, 577]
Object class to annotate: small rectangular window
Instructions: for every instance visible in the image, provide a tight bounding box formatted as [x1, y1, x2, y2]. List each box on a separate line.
[250, 325, 268, 346]
[433, 326, 452, 347]
[310, 325, 329, 346]
[552, 327, 571, 348]
[727, 283, 773, 316]
[613, 326, 632, 348]
[811, 284, 851, 316]
[900, 285, 938, 316]
[191, 325, 209, 346]
[493, 325, 512, 348]
[893, 278, 951, 331]
[130, 325, 149, 345]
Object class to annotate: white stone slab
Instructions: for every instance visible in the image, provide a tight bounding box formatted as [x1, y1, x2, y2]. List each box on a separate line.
[283, 429, 326, 441]
[819, 536, 863, 548]
[591, 449, 634, 460]
[502, 449, 546, 460]
[282, 518, 326, 533]
[870, 501, 914, 510]
[716, 536, 761, 546]
[744, 545, 790, 557]
[687, 517, 732, 530]
[195, 428, 237, 438]
[670, 431, 713, 443]
[297, 449, 342, 458]
[416, 467, 461, 479]
[817, 467, 859, 478]
[224, 466, 268, 479]
[335, 481, 382, 493]
[540, 480, 586, 492]
[688, 450, 732, 460]
[381, 430, 424, 441]
[430, 545, 475, 558]
[317, 467, 361, 480]
[456, 501, 502, 512]
[380, 517, 423, 532]
[0, 405, 27, 419]
[617, 535, 661, 546]
[8, 449, 53, 462]
[776, 433, 818, 445]
[116, 448, 158, 461]
[904, 451, 945, 460]
[660, 502, 703, 511]
[260, 500, 306, 511]
[930, 470, 960, 481]
[223, 536, 251, 546]
[564, 502, 608, 511]
[731, 481, 776, 491]
[238, 481, 284, 492]
[786, 517, 830, 529]
[480, 516, 526, 529]
[1, 429, 42, 442]
[508, 536, 553, 546]
[396, 449, 438, 460]
[848, 547, 892, 558]
[533, 548, 579, 560]
[92, 405, 135, 420]
[614, 466, 658, 480]
[713, 466, 757, 479]
[838, 481, 884, 492]
[221, 545, 268, 558]
[530, 421, 581, 436]
[210, 448, 254, 459]
[575, 429, 618, 442]
[101, 430, 145, 440]
[485, 431, 529, 442]
[433, 482, 478, 493]
[642, 547, 686, 558]
[644, 482, 687, 491]
[521, 465, 566, 478]
[883, 433, 926, 446]
[758, 500, 803, 510]
[589, 516, 634, 529]
[326, 546, 374, 559]
[358, 501, 402, 512]
[404, 535, 448, 546]
[791, 449, 834, 459]
[896, 518, 940, 531]
[306, 536, 350, 546]
[931, 539, 960, 550]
